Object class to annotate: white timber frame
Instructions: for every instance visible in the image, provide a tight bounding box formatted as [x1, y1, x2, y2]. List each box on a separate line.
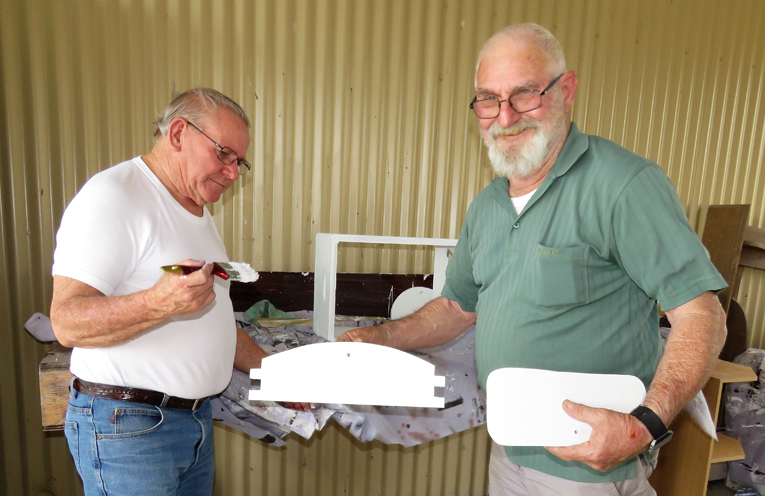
[313, 233, 458, 341]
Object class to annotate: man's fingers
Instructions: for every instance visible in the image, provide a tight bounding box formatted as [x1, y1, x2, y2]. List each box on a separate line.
[336, 329, 364, 342]
[280, 402, 314, 412]
[549, 405, 651, 472]
[155, 262, 217, 316]
[337, 327, 386, 344]
[177, 258, 206, 268]
[561, 400, 589, 420]
[179, 263, 214, 286]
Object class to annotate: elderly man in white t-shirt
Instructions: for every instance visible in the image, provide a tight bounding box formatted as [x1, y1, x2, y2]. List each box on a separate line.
[50, 88, 275, 496]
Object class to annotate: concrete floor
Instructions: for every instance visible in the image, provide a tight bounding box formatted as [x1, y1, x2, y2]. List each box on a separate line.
[707, 478, 765, 495]
[707, 479, 737, 495]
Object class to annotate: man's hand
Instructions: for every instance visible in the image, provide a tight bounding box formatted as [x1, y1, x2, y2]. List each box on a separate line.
[149, 259, 216, 316]
[280, 401, 315, 412]
[546, 400, 652, 471]
[232, 328, 313, 412]
[336, 326, 388, 345]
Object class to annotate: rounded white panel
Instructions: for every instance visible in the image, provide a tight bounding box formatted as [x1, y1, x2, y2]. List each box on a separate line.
[390, 286, 434, 320]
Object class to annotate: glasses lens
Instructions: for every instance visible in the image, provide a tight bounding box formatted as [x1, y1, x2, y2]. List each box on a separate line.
[473, 99, 499, 119]
[238, 160, 251, 176]
[217, 147, 238, 165]
[510, 91, 541, 113]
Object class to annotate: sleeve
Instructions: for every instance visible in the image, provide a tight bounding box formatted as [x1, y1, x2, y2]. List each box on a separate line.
[609, 165, 727, 310]
[441, 216, 480, 313]
[52, 173, 143, 296]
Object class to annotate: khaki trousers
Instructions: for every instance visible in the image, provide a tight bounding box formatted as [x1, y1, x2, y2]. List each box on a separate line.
[488, 441, 657, 496]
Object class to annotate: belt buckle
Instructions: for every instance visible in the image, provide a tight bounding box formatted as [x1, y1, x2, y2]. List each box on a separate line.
[192, 398, 203, 411]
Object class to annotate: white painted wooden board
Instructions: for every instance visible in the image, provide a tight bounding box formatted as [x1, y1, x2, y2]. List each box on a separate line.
[486, 368, 646, 447]
[249, 342, 446, 408]
[390, 286, 434, 320]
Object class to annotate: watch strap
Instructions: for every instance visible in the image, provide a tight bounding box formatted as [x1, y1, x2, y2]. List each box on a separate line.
[630, 405, 668, 440]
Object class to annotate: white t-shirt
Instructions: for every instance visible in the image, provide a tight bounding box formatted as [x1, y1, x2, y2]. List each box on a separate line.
[52, 157, 237, 399]
[510, 188, 537, 214]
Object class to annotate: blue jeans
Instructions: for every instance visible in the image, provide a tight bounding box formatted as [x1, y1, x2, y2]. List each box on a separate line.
[64, 388, 215, 496]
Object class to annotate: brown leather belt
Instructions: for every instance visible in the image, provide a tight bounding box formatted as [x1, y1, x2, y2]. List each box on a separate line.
[72, 378, 208, 411]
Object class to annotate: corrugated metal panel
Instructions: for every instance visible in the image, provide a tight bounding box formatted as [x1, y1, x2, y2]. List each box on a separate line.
[2, 0, 765, 495]
[213, 424, 491, 496]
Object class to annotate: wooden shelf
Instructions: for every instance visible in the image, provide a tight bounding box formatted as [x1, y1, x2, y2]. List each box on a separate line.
[711, 359, 757, 384]
[711, 433, 746, 463]
[650, 359, 757, 496]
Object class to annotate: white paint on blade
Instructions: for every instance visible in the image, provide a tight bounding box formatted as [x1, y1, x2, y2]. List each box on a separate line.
[222, 262, 260, 283]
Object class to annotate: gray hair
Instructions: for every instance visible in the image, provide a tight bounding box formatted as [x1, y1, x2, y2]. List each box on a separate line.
[153, 88, 250, 140]
[475, 23, 567, 85]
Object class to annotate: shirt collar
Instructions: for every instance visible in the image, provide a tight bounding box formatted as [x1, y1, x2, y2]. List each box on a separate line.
[549, 122, 589, 179]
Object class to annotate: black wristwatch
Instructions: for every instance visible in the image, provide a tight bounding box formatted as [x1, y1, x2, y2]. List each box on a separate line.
[630, 405, 673, 455]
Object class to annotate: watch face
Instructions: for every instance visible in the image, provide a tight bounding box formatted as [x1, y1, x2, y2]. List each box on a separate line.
[649, 430, 673, 454]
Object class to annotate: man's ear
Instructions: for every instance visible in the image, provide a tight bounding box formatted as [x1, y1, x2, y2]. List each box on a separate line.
[561, 71, 578, 113]
[166, 117, 187, 152]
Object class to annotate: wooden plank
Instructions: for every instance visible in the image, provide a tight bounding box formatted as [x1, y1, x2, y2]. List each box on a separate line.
[719, 299, 750, 363]
[711, 359, 757, 384]
[700, 204, 751, 312]
[229, 271, 314, 312]
[744, 226, 765, 251]
[734, 226, 765, 295]
[230, 272, 433, 315]
[739, 245, 765, 271]
[710, 434, 746, 463]
[38, 343, 72, 431]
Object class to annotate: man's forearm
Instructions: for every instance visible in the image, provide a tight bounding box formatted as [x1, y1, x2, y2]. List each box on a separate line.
[234, 327, 270, 372]
[50, 271, 215, 348]
[51, 288, 168, 348]
[643, 291, 727, 425]
[368, 296, 476, 350]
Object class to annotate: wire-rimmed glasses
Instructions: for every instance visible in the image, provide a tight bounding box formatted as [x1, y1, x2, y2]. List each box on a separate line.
[470, 73, 564, 119]
[187, 121, 251, 176]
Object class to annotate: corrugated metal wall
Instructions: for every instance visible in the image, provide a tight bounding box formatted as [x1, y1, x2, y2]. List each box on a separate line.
[212, 424, 490, 496]
[2, 0, 764, 495]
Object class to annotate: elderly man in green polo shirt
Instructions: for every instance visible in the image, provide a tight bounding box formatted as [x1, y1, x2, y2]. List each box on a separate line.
[338, 22, 727, 495]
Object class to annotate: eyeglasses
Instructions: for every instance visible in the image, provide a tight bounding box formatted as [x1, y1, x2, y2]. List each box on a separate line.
[187, 121, 251, 176]
[470, 73, 564, 119]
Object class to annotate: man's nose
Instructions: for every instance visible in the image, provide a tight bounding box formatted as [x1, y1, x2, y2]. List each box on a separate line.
[496, 100, 522, 129]
[222, 162, 239, 180]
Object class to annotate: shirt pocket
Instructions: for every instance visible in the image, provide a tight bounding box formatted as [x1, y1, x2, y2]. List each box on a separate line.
[531, 244, 590, 307]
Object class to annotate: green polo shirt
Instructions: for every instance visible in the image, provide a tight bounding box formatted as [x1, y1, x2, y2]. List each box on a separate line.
[442, 123, 726, 483]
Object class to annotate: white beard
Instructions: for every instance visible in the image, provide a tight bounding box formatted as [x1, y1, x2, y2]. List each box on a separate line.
[482, 106, 566, 180]
[485, 123, 549, 179]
